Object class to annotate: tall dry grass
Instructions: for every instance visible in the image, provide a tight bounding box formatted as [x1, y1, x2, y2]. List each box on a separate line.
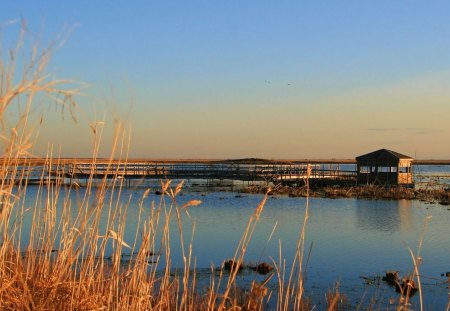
[0, 22, 312, 310]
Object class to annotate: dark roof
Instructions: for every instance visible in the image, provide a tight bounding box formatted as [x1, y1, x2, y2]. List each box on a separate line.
[356, 149, 413, 161]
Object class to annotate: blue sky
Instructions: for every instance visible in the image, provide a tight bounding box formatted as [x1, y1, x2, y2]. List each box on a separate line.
[2, 1, 450, 159]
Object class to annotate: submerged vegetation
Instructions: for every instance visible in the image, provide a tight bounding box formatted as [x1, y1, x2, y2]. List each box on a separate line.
[0, 23, 448, 310]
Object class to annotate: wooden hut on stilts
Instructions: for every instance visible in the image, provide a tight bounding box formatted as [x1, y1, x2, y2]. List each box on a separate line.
[356, 149, 414, 187]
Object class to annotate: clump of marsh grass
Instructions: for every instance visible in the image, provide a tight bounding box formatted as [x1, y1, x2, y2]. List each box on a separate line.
[325, 283, 348, 311]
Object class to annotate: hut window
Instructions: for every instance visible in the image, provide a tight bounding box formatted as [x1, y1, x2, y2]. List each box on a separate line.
[399, 166, 410, 173]
[379, 166, 390, 173]
[360, 166, 370, 173]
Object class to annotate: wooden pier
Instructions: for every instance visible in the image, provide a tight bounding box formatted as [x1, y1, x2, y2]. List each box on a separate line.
[2, 157, 449, 188]
[1, 158, 357, 187]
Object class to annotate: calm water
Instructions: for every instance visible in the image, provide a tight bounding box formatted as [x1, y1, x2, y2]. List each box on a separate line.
[18, 184, 450, 309]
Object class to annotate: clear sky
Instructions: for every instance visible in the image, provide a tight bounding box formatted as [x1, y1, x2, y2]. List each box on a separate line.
[2, 1, 450, 159]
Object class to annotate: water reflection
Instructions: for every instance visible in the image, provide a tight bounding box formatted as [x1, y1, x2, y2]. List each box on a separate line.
[18, 187, 449, 309]
[355, 199, 413, 233]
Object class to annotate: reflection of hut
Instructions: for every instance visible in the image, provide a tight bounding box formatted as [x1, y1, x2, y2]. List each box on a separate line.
[356, 149, 413, 186]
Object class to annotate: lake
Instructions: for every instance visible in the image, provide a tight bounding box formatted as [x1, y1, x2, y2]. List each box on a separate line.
[19, 183, 450, 309]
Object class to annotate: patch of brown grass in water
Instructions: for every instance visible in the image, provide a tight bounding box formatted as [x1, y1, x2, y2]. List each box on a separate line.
[326, 284, 348, 311]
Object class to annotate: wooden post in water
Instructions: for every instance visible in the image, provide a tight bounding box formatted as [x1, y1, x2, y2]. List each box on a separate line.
[306, 163, 311, 194]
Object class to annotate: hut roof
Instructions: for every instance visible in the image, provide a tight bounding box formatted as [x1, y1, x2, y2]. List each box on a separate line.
[356, 149, 413, 161]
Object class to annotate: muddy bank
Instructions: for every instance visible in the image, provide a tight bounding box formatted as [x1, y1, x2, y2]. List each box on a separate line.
[242, 184, 450, 204]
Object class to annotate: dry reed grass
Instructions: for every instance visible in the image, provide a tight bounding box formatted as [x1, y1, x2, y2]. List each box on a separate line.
[0, 22, 309, 310]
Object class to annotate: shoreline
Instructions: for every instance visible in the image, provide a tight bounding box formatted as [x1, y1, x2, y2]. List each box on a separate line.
[241, 184, 450, 205]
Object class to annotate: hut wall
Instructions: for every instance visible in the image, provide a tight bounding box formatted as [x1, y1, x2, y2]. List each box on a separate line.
[357, 172, 399, 185]
[398, 173, 413, 184]
[357, 161, 413, 185]
[398, 160, 413, 185]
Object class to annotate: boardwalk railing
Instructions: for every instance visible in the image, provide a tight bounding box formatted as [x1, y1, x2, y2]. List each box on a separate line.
[55, 161, 358, 186]
[4, 158, 450, 188]
[2, 159, 358, 186]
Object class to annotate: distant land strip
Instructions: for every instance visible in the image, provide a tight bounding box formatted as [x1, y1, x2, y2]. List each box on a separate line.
[1, 158, 450, 166]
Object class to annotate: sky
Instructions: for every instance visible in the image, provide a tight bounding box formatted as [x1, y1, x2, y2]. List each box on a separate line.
[2, 1, 450, 159]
